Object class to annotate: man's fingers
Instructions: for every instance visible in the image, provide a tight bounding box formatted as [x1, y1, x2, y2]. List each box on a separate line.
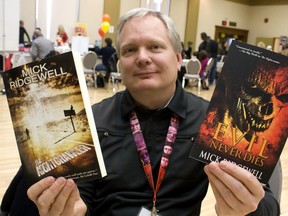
[204, 161, 264, 214]
[27, 176, 56, 203]
[204, 163, 244, 211]
[49, 179, 76, 215]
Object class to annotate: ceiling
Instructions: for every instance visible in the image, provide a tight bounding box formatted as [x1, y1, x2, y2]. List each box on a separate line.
[225, 0, 288, 6]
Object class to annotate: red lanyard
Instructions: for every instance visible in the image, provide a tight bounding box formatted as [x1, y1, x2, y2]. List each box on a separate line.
[130, 111, 180, 214]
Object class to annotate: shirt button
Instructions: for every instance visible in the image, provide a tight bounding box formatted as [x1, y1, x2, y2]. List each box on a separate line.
[104, 132, 109, 136]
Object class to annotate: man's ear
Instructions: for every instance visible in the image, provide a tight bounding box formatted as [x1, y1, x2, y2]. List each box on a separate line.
[176, 53, 182, 71]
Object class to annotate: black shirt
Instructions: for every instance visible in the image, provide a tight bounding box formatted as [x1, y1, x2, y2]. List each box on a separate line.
[78, 81, 279, 216]
[19, 27, 30, 44]
[95, 46, 116, 67]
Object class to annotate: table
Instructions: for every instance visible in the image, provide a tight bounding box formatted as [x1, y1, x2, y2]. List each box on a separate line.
[10, 52, 33, 68]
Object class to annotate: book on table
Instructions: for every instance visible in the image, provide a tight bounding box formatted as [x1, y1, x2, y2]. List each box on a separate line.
[189, 40, 288, 184]
[2, 51, 107, 185]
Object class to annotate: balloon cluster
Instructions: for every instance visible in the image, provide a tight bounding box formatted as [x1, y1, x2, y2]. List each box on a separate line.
[98, 14, 110, 38]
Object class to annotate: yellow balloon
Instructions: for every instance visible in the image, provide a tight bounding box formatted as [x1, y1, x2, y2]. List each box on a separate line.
[101, 21, 110, 33]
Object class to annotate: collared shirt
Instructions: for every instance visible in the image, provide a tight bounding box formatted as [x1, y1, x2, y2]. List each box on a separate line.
[79, 81, 209, 216]
[78, 81, 279, 216]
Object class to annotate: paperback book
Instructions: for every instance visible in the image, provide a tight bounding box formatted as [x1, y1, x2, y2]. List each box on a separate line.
[3, 51, 107, 185]
[190, 41, 288, 184]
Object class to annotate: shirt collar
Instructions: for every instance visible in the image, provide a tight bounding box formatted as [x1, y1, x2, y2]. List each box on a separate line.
[121, 80, 187, 119]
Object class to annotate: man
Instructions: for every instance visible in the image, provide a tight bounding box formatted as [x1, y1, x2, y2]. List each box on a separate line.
[198, 32, 218, 85]
[27, 8, 279, 216]
[95, 37, 116, 82]
[30, 29, 54, 61]
[19, 20, 31, 44]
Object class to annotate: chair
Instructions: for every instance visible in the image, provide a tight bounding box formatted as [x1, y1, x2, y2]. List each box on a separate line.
[182, 58, 202, 94]
[82, 51, 98, 88]
[110, 61, 121, 93]
[268, 160, 282, 204]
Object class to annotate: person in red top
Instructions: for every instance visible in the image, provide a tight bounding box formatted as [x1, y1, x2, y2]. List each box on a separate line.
[57, 25, 69, 45]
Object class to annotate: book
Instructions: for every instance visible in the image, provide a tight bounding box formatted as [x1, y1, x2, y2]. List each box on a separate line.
[190, 41, 288, 184]
[3, 51, 107, 185]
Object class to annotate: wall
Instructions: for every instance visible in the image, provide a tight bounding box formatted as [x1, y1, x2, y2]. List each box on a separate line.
[197, 0, 250, 48]
[169, 0, 188, 42]
[196, 0, 288, 48]
[20, 0, 35, 39]
[248, 5, 288, 45]
[17, 0, 288, 50]
[0, 0, 20, 51]
[79, 0, 103, 44]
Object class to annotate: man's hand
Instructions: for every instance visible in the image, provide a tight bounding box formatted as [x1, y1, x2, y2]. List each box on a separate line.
[27, 177, 87, 216]
[204, 161, 265, 216]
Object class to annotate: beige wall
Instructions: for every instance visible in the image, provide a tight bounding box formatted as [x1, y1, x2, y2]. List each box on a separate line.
[197, 0, 250, 48]
[79, 0, 104, 44]
[196, 0, 288, 48]
[19, 0, 288, 49]
[248, 5, 288, 45]
[169, 0, 188, 43]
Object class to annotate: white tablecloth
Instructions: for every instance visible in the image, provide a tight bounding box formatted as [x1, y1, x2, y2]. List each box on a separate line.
[10, 53, 33, 68]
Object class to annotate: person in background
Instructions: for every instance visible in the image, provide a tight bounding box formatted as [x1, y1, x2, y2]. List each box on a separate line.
[30, 29, 54, 61]
[94, 37, 116, 82]
[181, 41, 186, 59]
[19, 20, 31, 44]
[184, 41, 193, 59]
[281, 43, 288, 56]
[32, 27, 42, 41]
[25, 8, 278, 216]
[198, 50, 210, 90]
[198, 32, 218, 85]
[57, 25, 69, 45]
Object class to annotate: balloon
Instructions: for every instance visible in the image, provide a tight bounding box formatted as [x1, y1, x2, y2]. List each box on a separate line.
[102, 14, 110, 22]
[98, 27, 105, 38]
[101, 21, 110, 33]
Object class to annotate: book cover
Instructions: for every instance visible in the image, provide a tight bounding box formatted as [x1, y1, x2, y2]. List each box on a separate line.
[190, 41, 288, 184]
[3, 51, 107, 185]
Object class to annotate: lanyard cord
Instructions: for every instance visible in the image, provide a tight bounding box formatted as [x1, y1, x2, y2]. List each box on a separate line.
[129, 110, 180, 206]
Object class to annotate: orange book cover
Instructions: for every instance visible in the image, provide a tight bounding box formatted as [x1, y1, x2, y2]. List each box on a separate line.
[3, 51, 106, 185]
[190, 41, 288, 184]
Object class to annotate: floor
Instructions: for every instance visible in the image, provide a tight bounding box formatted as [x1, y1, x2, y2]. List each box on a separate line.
[0, 80, 287, 215]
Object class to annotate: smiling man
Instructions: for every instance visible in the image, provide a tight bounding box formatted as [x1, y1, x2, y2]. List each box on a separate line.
[26, 8, 279, 216]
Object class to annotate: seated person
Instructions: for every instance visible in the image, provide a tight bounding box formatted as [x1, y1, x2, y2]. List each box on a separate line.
[94, 38, 116, 82]
[30, 30, 54, 61]
[184, 41, 193, 59]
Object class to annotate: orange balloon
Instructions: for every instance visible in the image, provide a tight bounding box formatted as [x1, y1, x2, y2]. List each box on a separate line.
[102, 14, 110, 22]
[101, 21, 110, 33]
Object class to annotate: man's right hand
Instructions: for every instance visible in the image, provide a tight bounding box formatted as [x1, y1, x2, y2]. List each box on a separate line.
[27, 177, 87, 216]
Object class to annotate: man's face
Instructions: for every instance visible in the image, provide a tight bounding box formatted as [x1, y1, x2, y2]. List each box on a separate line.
[118, 15, 182, 94]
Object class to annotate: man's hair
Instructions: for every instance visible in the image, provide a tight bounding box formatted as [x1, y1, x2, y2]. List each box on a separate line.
[116, 8, 182, 56]
[201, 32, 208, 40]
[105, 38, 113, 46]
[33, 29, 43, 38]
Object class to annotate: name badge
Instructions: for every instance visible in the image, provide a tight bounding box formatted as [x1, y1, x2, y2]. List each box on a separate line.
[138, 206, 161, 216]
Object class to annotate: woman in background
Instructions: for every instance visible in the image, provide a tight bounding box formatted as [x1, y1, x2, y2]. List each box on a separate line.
[57, 25, 69, 45]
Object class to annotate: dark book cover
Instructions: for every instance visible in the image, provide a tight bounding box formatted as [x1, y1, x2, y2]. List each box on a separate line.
[3, 51, 106, 185]
[190, 41, 288, 184]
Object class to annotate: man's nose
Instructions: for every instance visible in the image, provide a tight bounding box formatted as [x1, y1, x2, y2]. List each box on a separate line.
[136, 48, 151, 65]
